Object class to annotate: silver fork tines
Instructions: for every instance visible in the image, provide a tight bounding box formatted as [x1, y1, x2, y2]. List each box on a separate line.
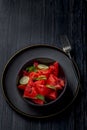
[63, 46, 71, 52]
[59, 35, 72, 58]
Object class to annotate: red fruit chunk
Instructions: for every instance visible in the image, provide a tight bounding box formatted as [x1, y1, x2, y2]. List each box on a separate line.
[33, 62, 38, 67]
[49, 62, 59, 76]
[49, 65, 54, 73]
[47, 91, 57, 100]
[27, 80, 34, 87]
[34, 80, 45, 86]
[32, 99, 44, 105]
[23, 86, 37, 99]
[35, 84, 50, 96]
[23, 71, 29, 76]
[59, 79, 65, 87]
[29, 72, 39, 79]
[55, 84, 63, 90]
[53, 62, 59, 76]
[37, 69, 51, 78]
[47, 74, 58, 86]
[18, 84, 26, 90]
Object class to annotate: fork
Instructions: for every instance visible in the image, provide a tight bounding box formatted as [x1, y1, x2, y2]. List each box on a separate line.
[59, 35, 79, 82]
[59, 35, 72, 59]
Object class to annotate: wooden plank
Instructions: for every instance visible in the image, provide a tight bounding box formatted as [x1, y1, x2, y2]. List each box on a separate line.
[0, 0, 86, 130]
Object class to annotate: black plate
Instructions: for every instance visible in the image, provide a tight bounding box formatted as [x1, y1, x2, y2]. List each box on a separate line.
[2, 45, 80, 118]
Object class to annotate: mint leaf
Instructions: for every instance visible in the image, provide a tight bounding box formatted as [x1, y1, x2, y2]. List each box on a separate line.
[36, 94, 45, 101]
[26, 66, 37, 72]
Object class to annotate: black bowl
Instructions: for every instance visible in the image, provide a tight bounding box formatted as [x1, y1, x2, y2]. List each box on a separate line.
[17, 58, 67, 108]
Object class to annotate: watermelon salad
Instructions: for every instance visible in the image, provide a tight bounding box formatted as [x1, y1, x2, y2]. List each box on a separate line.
[17, 61, 65, 105]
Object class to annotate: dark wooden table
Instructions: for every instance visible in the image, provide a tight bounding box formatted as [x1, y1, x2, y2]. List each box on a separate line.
[0, 0, 87, 130]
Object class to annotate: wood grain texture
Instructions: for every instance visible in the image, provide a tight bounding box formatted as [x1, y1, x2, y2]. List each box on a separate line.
[0, 0, 86, 130]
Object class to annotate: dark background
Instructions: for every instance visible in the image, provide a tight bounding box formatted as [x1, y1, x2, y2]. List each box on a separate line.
[0, 0, 87, 130]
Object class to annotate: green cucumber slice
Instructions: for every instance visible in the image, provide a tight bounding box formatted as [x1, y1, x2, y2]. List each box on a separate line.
[46, 85, 56, 90]
[19, 76, 29, 85]
[37, 64, 49, 70]
[34, 75, 47, 80]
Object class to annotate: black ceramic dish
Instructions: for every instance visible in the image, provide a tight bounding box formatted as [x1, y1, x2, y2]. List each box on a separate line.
[2, 45, 80, 118]
[17, 59, 67, 107]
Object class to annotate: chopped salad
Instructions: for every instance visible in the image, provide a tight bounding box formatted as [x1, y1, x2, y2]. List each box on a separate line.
[17, 61, 65, 105]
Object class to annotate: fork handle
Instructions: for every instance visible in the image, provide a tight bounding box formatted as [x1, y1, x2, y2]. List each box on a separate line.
[67, 52, 72, 59]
